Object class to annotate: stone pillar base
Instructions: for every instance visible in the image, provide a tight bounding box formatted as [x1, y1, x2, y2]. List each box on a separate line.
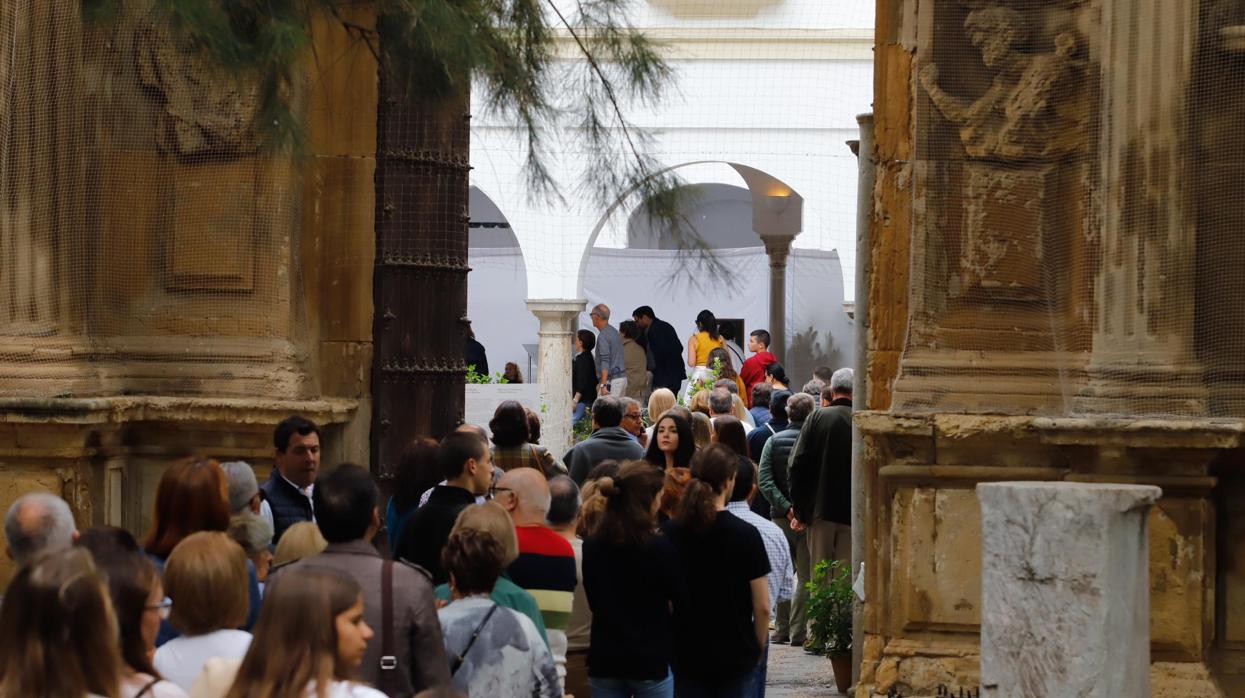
[527, 299, 586, 459]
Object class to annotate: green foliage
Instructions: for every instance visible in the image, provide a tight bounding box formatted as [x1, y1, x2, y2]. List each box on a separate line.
[465, 365, 509, 385]
[686, 356, 723, 397]
[572, 410, 594, 443]
[805, 559, 854, 657]
[81, 0, 711, 255]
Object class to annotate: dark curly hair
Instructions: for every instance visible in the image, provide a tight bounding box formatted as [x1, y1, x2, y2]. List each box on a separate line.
[489, 401, 530, 448]
[577, 329, 596, 353]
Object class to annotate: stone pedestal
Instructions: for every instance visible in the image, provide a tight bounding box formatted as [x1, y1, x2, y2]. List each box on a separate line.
[528, 299, 586, 459]
[978, 482, 1161, 698]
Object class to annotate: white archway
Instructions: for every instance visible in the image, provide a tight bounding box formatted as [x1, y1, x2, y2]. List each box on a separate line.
[466, 186, 538, 381]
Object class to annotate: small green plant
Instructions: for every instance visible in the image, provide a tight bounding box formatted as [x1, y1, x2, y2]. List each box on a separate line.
[466, 365, 509, 385]
[805, 560, 854, 657]
[687, 356, 724, 396]
[572, 411, 594, 443]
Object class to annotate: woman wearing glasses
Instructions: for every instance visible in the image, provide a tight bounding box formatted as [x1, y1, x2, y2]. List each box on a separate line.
[78, 527, 188, 698]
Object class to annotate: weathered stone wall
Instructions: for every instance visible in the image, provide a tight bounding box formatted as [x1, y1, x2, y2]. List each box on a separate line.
[0, 2, 378, 582]
[862, 0, 1245, 695]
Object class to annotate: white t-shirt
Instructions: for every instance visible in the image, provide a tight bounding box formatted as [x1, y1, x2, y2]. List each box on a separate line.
[154, 629, 252, 692]
[315, 682, 388, 698]
[121, 673, 187, 698]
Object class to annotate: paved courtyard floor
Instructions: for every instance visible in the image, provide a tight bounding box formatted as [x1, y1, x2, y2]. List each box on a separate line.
[766, 642, 846, 696]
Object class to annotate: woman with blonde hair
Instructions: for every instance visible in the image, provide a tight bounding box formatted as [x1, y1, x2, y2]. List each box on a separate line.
[0, 548, 125, 698]
[209, 567, 385, 698]
[432, 503, 548, 644]
[643, 388, 677, 443]
[272, 520, 328, 567]
[154, 532, 253, 691]
[689, 412, 714, 451]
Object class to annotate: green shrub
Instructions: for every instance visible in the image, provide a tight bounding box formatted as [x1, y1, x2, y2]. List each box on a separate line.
[805, 559, 854, 656]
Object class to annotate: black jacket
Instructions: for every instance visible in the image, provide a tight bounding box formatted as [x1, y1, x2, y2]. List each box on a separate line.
[465, 338, 488, 375]
[395, 485, 477, 585]
[788, 399, 853, 525]
[572, 351, 598, 404]
[761, 419, 804, 512]
[645, 318, 685, 390]
[566, 427, 646, 484]
[260, 470, 314, 544]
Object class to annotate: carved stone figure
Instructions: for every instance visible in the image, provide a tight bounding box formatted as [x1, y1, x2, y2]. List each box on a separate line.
[919, 7, 1085, 162]
[135, 25, 261, 157]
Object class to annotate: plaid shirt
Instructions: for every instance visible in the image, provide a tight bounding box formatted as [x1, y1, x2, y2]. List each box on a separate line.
[726, 501, 795, 613]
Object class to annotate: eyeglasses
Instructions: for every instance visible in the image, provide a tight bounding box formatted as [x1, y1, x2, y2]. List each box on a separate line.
[489, 486, 514, 499]
[146, 597, 172, 620]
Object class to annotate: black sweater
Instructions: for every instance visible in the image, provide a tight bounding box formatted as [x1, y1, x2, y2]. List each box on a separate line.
[572, 351, 598, 404]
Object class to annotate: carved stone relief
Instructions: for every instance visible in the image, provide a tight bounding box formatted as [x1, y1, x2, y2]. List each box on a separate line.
[134, 24, 267, 295]
[919, 5, 1091, 310]
[135, 25, 261, 158]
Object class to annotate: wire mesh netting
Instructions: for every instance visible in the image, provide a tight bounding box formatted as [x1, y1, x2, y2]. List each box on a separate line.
[0, 1, 875, 405]
[892, 0, 1245, 420]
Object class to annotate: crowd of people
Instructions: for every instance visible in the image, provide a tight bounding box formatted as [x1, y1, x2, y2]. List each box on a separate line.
[0, 312, 855, 698]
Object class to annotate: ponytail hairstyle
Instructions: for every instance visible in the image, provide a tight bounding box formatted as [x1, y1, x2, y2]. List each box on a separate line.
[673, 444, 737, 534]
[695, 310, 720, 341]
[587, 462, 666, 546]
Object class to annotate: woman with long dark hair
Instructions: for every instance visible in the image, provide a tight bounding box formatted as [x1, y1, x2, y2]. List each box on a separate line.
[643, 413, 695, 471]
[707, 347, 746, 397]
[0, 548, 125, 698]
[712, 416, 770, 519]
[490, 400, 562, 476]
[387, 437, 439, 556]
[581, 462, 684, 698]
[661, 444, 771, 697]
[572, 330, 598, 423]
[79, 528, 188, 698]
[214, 568, 385, 698]
[684, 310, 724, 398]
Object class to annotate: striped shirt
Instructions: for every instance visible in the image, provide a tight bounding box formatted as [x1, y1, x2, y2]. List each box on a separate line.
[725, 501, 795, 614]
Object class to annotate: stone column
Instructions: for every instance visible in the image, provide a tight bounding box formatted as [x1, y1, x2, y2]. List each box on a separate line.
[1079, 0, 1204, 415]
[761, 235, 794, 359]
[528, 299, 586, 459]
[977, 482, 1161, 698]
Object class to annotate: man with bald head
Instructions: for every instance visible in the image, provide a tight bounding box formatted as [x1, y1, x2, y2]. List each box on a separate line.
[495, 468, 577, 690]
[5, 492, 78, 566]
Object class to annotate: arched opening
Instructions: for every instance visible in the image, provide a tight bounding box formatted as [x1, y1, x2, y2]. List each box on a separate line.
[466, 186, 537, 382]
[580, 162, 852, 389]
[625, 183, 762, 250]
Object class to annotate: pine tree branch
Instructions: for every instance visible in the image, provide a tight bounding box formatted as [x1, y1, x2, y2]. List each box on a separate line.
[542, 0, 645, 168]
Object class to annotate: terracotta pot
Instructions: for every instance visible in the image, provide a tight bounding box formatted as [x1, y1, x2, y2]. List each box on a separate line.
[829, 652, 852, 694]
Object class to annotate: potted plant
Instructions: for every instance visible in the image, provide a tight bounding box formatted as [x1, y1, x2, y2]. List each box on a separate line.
[806, 559, 855, 694]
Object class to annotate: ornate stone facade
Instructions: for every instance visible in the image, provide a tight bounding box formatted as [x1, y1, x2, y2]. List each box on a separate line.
[864, 0, 1245, 695]
[0, 3, 377, 582]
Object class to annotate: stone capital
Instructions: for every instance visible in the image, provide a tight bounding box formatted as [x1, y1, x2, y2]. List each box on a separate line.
[526, 299, 587, 335]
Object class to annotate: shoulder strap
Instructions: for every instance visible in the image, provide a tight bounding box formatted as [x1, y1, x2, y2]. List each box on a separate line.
[375, 559, 405, 695]
[766, 423, 776, 435]
[450, 603, 501, 676]
[135, 678, 160, 698]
